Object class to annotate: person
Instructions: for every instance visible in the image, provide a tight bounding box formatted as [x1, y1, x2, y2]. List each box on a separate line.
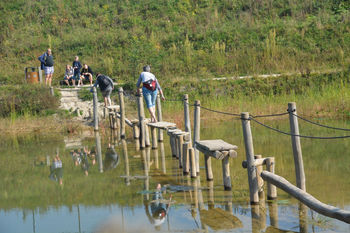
[144, 184, 171, 230]
[49, 154, 63, 185]
[91, 73, 114, 107]
[81, 64, 94, 86]
[38, 48, 54, 86]
[72, 56, 82, 86]
[63, 65, 75, 86]
[136, 65, 165, 123]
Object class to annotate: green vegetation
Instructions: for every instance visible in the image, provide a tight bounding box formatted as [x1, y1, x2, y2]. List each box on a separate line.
[0, 0, 349, 85]
[0, 84, 59, 117]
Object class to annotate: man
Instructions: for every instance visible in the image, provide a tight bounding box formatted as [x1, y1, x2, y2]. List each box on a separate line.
[38, 48, 54, 86]
[72, 56, 82, 86]
[136, 65, 165, 123]
[91, 73, 114, 106]
[81, 64, 93, 86]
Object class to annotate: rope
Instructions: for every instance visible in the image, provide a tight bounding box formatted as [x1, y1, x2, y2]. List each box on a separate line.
[251, 112, 289, 118]
[199, 105, 241, 116]
[250, 117, 350, 139]
[292, 113, 350, 131]
[164, 99, 183, 102]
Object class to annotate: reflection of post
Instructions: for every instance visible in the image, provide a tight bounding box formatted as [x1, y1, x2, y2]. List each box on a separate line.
[146, 147, 151, 170]
[225, 192, 233, 214]
[95, 131, 103, 173]
[299, 203, 308, 233]
[32, 210, 36, 233]
[268, 202, 278, 228]
[135, 139, 140, 151]
[160, 142, 166, 174]
[259, 193, 266, 231]
[77, 205, 81, 233]
[251, 204, 260, 233]
[208, 180, 214, 209]
[141, 149, 149, 200]
[153, 149, 159, 169]
[122, 139, 130, 186]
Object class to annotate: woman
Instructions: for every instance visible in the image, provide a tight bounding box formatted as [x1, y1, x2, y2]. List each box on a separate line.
[136, 65, 165, 123]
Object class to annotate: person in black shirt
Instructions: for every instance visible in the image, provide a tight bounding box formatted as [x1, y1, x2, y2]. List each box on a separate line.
[38, 48, 54, 86]
[91, 73, 114, 106]
[72, 56, 82, 86]
[81, 64, 93, 86]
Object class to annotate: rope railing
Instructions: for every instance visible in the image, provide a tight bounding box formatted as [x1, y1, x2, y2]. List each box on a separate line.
[250, 117, 350, 139]
[292, 113, 350, 131]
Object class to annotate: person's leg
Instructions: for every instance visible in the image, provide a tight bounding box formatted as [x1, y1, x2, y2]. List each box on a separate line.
[48, 74, 53, 86]
[148, 106, 157, 122]
[64, 78, 69, 86]
[89, 74, 93, 85]
[72, 78, 75, 86]
[150, 90, 158, 122]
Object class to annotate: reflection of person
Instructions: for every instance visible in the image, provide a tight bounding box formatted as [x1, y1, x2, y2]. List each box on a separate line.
[144, 184, 171, 230]
[91, 73, 114, 107]
[103, 143, 119, 171]
[81, 148, 90, 176]
[136, 65, 165, 123]
[49, 154, 63, 185]
[38, 48, 54, 86]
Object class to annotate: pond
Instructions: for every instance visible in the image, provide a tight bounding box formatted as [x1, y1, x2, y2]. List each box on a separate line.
[1, 116, 350, 233]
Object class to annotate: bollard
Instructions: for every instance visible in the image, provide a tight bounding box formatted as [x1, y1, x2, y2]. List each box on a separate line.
[118, 87, 126, 138]
[151, 126, 158, 149]
[182, 142, 190, 175]
[137, 90, 146, 148]
[50, 87, 54, 96]
[222, 156, 232, 191]
[266, 157, 277, 199]
[189, 148, 197, 178]
[204, 154, 213, 181]
[193, 100, 200, 175]
[156, 94, 163, 141]
[241, 112, 259, 204]
[183, 94, 191, 139]
[288, 102, 306, 191]
[93, 87, 99, 131]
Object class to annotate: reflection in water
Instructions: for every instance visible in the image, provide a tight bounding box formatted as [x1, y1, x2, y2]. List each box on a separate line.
[95, 131, 103, 173]
[121, 139, 130, 186]
[49, 153, 63, 185]
[103, 143, 119, 171]
[144, 184, 171, 231]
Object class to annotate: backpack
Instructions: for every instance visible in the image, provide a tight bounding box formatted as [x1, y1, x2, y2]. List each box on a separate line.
[143, 79, 157, 91]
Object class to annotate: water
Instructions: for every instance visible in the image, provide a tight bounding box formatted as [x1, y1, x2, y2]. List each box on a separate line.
[1, 117, 350, 233]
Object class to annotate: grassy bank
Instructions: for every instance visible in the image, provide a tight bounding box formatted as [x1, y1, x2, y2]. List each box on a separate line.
[0, 0, 349, 84]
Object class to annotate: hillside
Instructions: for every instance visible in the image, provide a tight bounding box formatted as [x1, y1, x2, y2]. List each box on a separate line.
[0, 0, 349, 85]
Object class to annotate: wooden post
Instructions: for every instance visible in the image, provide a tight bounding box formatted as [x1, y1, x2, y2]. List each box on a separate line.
[132, 123, 140, 139]
[255, 155, 264, 193]
[179, 135, 184, 168]
[169, 133, 176, 157]
[145, 122, 151, 147]
[241, 112, 259, 204]
[118, 87, 126, 138]
[183, 94, 191, 139]
[50, 87, 54, 96]
[204, 154, 213, 181]
[266, 157, 277, 199]
[288, 102, 306, 191]
[151, 126, 158, 149]
[182, 142, 190, 175]
[153, 149, 159, 169]
[193, 100, 200, 175]
[222, 156, 232, 191]
[174, 135, 179, 158]
[93, 87, 99, 131]
[156, 94, 163, 141]
[189, 148, 197, 178]
[137, 90, 146, 148]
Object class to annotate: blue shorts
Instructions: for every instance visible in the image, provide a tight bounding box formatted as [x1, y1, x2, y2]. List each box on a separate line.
[143, 87, 157, 108]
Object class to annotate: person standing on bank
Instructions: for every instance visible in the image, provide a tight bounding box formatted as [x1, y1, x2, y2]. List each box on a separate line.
[136, 65, 165, 123]
[72, 56, 82, 86]
[91, 73, 114, 107]
[38, 48, 54, 86]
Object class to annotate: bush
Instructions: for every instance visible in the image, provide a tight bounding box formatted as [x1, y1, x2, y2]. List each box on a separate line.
[0, 84, 59, 117]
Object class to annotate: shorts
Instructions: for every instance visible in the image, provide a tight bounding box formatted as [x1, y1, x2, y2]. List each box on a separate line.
[73, 73, 81, 81]
[64, 75, 73, 80]
[83, 75, 91, 81]
[143, 87, 157, 108]
[102, 87, 113, 98]
[44, 66, 54, 75]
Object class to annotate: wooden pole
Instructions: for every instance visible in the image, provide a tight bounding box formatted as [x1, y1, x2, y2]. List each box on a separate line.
[177, 134, 184, 168]
[153, 149, 159, 169]
[241, 112, 259, 204]
[132, 123, 140, 139]
[261, 171, 350, 224]
[183, 94, 191, 139]
[137, 90, 146, 148]
[156, 94, 163, 141]
[266, 157, 277, 199]
[189, 148, 197, 178]
[288, 102, 306, 191]
[160, 142, 166, 173]
[193, 100, 200, 175]
[50, 87, 54, 96]
[204, 154, 213, 181]
[145, 122, 151, 147]
[151, 126, 158, 149]
[182, 142, 190, 175]
[118, 87, 126, 138]
[93, 87, 99, 131]
[222, 156, 232, 191]
[255, 154, 264, 193]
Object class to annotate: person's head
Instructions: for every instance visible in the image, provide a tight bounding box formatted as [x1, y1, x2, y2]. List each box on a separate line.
[143, 65, 151, 72]
[47, 48, 52, 55]
[75, 56, 79, 61]
[96, 72, 101, 78]
[83, 64, 88, 69]
[66, 64, 70, 70]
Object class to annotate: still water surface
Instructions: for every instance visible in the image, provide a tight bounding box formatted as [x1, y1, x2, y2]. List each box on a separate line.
[1, 117, 350, 232]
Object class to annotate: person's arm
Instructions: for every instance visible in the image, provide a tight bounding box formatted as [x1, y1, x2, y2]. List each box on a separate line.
[156, 79, 165, 100]
[105, 76, 114, 89]
[38, 53, 46, 63]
